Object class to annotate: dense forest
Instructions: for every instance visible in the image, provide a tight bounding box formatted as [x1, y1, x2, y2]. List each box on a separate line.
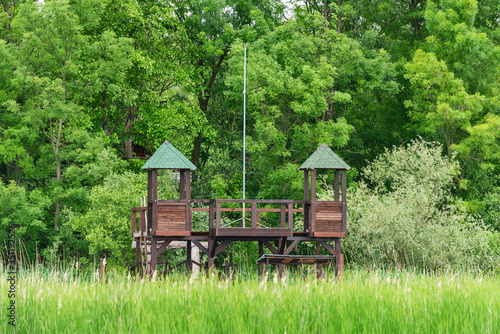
[1, 0, 499, 271]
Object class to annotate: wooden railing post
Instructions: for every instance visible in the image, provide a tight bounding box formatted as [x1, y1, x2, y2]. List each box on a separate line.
[303, 170, 309, 232]
[131, 210, 136, 237]
[180, 170, 186, 199]
[334, 171, 340, 202]
[139, 210, 145, 235]
[209, 200, 214, 234]
[251, 200, 257, 229]
[288, 203, 293, 236]
[186, 200, 192, 231]
[341, 170, 347, 233]
[216, 201, 221, 235]
[280, 203, 286, 228]
[310, 169, 317, 237]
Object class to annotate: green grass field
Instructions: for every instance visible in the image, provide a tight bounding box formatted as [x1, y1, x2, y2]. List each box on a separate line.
[1, 269, 499, 333]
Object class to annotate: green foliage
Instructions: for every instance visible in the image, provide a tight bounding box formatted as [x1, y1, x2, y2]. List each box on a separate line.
[404, 50, 484, 154]
[1, 0, 500, 271]
[0, 181, 50, 259]
[68, 172, 147, 266]
[334, 139, 498, 271]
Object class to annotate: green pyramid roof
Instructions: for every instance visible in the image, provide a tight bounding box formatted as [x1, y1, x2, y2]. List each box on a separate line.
[141, 141, 197, 170]
[299, 143, 351, 170]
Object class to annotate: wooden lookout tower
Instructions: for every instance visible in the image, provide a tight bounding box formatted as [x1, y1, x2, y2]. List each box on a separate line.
[131, 141, 350, 277]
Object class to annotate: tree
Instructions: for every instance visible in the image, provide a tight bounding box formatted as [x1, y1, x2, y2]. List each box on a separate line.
[170, 0, 285, 168]
[327, 139, 499, 272]
[404, 49, 483, 155]
[0, 180, 50, 261]
[0, 0, 134, 227]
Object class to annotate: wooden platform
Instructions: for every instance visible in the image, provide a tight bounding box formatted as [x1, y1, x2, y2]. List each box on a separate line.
[257, 254, 335, 265]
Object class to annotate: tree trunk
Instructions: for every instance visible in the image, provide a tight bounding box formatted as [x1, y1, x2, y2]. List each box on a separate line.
[54, 117, 63, 229]
[191, 132, 202, 168]
[337, 0, 342, 33]
[324, 0, 328, 22]
[124, 119, 133, 159]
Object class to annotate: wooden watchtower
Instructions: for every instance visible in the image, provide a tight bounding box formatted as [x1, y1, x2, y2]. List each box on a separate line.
[300, 143, 349, 238]
[131, 141, 350, 277]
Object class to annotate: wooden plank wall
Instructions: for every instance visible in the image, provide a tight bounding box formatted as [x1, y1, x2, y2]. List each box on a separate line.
[157, 203, 187, 231]
[315, 201, 343, 233]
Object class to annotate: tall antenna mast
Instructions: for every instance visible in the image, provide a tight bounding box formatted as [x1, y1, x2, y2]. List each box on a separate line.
[243, 44, 247, 227]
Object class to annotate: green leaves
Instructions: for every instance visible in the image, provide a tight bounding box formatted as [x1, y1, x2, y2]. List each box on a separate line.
[341, 139, 498, 271]
[453, 113, 500, 169]
[404, 50, 483, 153]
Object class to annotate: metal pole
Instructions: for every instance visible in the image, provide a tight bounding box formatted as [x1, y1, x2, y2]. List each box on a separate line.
[243, 44, 247, 228]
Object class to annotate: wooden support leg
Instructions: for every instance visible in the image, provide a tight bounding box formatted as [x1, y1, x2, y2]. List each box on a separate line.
[335, 239, 343, 276]
[150, 238, 158, 276]
[186, 241, 192, 276]
[258, 241, 263, 278]
[207, 239, 215, 274]
[266, 258, 270, 278]
[278, 239, 285, 279]
[135, 239, 140, 276]
[316, 242, 322, 278]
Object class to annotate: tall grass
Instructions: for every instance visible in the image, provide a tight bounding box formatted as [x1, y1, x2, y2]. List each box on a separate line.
[1, 268, 498, 333]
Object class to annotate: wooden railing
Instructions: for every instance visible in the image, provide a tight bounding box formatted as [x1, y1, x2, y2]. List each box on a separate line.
[131, 206, 147, 237]
[133, 198, 345, 238]
[209, 199, 304, 237]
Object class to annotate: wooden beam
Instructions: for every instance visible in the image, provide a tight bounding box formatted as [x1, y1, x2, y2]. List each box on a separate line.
[147, 170, 153, 232]
[186, 241, 192, 275]
[215, 228, 290, 237]
[283, 240, 299, 255]
[192, 240, 208, 256]
[278, 238, 287, 254]
[155, 231, 191, 237]
[156, 240, 172, 256]
[304, 170, 309, 232]
[263, 241, 279, 254]
[303, 169, 309, 201]
[208, 239, 215, 272]
[150, 237, 157, 275]
[334, 171, 340, 201]
[216, 202, 221, 230]
[210, 240, 217, 258]
[214, 240, 231, 257]
[186, 200, 192, 231]
[335, 238, 342, 276]
[288, 203, 293, 234]
[314, 232, 346, 238]
[209, 200, 214, 234]
[258, 241, 264, 278]
[131, 210, 136, 237]
[180, 170, 186, 199]
[319, 240, 335, 255]
[316, 242, 322, 278]
[310, 169, 316, 237]
[185, 170, 191, 200]
[191, 207, 305, 213]
[251, 200, 257, 229]
[342, 170, 347, 233]
[311, 169, 316, 201]
[135, 240, 140, 275]
[280, 203, 286, 228]
[151, 169, 158, 235]
[139, 210, 146, 234]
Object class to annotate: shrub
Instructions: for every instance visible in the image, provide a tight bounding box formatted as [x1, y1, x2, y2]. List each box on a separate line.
[320, 139, 499, 272]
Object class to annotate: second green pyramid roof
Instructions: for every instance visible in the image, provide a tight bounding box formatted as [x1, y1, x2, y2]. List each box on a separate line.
[141, 141, 197, 170]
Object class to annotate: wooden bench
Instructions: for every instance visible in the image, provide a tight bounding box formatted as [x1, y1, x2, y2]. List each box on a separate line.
[257, 254, 335, 278]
